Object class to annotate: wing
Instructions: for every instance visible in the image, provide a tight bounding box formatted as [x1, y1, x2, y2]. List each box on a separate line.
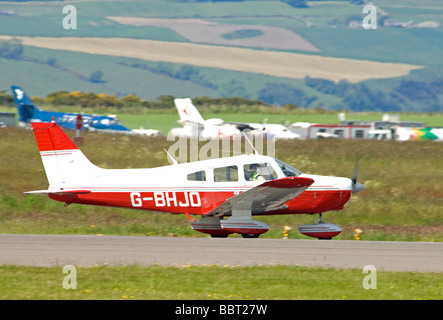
[206, 176, 314, 217]
[225, 121, 256, 131]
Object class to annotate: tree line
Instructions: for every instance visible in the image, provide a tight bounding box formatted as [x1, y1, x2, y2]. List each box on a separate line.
[304, 76, 443, 112]
[0, 89, 281, 112]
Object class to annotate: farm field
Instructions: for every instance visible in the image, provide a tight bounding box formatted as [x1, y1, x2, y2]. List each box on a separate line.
[106, 16, 321, 51]
[1, 0, 442, 111]
[0, 36, 422, 83]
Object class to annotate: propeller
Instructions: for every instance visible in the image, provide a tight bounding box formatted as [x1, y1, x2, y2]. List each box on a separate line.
[351, 154, 365, 194]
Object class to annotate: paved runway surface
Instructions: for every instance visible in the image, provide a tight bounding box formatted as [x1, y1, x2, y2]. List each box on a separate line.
[1, 234, 442, 272]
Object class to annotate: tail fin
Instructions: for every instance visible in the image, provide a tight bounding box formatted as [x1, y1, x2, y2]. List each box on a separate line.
[11, 86, 39, 122]
[174, 98, 205, 124]
[32, 121, 102, 188]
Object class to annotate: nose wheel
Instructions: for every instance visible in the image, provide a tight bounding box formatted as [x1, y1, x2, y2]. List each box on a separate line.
[314, 213, 332, 240]
[298, 213, 342, 240]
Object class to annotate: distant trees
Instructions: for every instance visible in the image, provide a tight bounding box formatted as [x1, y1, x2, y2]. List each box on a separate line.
[0, 90, 13, 106]
[393, 78, 443, 112]
[47, 57, 57, 66]
[304, 77, 351, 97]
[219, 79, 249, 98]
[119, 61, 217, 90]
[304, 75, 443, 112]
[89, 70, 105, 83]
[281, 0, 308, 8]
[27, 91, 176, 110]
[13, 90, 276, 112]
[257, 83, 317, 107]
[0, 39, 24, 60]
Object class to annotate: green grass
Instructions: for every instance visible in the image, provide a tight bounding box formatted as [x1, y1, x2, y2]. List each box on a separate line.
[1, 264, 442, 300]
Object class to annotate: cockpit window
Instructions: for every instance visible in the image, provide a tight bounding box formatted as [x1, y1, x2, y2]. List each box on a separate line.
[276, 159, 302, 177]
[187, 170, 206, 181]
[244, 163, 277, 181]
[214, 166, 238, 182]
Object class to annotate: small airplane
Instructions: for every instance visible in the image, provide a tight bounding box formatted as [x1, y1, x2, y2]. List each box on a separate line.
[397, 127, 443, 142]
[170, 98, 301, 140]
[168, 98, 242, 139]
[27, 120, 364, 239]
[11, 86, 161, 136]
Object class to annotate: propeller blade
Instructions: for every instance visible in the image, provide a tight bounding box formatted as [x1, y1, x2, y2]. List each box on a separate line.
[351, 154, 364, 194]
[352, 154, 359, 185]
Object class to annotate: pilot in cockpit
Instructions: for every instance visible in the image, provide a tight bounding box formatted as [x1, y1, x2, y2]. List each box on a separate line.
[246, 163, 266, 182]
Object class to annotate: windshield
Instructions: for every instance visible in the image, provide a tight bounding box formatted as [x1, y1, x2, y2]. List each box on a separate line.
[244, 163, 277, 181]
[276, 159, 302, 177]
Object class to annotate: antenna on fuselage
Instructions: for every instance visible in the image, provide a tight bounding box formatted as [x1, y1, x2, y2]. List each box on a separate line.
[164, 148, 178, 165]
[242, 132, 259, 155]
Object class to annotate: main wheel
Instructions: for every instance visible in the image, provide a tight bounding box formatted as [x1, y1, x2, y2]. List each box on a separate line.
[242, 234, 260, 238]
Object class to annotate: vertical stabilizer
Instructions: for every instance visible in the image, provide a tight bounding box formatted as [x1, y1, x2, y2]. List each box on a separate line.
[174, 98, 205, 124]
[32, 121, 102, 188]
[11, 86, 39, 122]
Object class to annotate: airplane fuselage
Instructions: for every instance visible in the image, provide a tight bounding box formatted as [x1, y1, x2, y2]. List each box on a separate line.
[46, 154, 353, 217]
[30, 121, 362, 239]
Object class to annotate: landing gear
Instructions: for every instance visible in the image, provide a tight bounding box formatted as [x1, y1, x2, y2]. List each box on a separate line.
[314, 212, 324, 224]
[242, 234, 260, 239]
[210, 234, 228, 238]
[298, 213, 342, 240]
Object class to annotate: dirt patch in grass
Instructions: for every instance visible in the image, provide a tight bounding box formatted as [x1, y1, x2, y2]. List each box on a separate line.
[107, 17, 321, 52]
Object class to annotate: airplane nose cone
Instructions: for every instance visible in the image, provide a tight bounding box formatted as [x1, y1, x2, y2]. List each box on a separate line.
[352, 182, 365, 194]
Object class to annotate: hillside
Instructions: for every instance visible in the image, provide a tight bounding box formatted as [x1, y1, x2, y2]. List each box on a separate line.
[0, 0, 442, 112]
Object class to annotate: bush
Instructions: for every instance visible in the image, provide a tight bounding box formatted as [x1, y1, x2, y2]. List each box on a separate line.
[0, 39, 24, 60]
[89, 70, 104, 83]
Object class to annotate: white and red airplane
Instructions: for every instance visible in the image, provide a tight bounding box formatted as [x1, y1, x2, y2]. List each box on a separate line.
[27, 121, 364, 239]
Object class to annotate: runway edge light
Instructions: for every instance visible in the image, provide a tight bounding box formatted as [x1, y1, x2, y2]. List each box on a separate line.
[283, 226, 292, 239]
[354, 228, 363, 240]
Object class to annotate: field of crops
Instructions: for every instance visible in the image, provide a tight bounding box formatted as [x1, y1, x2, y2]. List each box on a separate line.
[0, 36, 421, 83]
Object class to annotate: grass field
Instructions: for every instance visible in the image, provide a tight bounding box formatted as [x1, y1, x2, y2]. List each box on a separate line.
[0, 121, 442, 241]
[0, 36, 422, 83]
[1, 264, 443, 300]
[3, 104, 443, 134]
[118, 111, 443, 135]
[1, 112, 442, 301]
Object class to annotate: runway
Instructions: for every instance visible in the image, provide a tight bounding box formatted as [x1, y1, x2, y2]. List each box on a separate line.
[1, 234, 442, 272]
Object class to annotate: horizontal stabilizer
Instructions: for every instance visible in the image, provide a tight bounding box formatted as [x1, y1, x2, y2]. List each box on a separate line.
[25, 189, 91, 195]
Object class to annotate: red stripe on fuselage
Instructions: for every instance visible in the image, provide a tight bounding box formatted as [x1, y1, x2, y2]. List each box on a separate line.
[48, 189, 352, 215]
